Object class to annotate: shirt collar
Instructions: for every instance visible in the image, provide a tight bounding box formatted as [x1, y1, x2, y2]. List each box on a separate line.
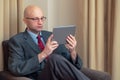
[27, 30, 42, 39]
[27, 30, 45, 45]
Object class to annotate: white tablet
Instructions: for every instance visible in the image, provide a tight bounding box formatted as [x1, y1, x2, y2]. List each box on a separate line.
[53, 25, 76, 44]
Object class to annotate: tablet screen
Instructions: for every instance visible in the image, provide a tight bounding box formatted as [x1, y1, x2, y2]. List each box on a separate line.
[53, 25, 76, 44]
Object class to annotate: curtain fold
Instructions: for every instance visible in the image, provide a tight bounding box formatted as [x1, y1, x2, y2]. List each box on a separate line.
[112, 0, 120, 79]
[88, 0, 96, 69]
[95, 0, 104, 70]
[9, 0, 18, 37]
[0, 0, 4, 71]
[17, 0, 25, 32]
[104, 0, 115, 74]
[3, 0, 25, 40]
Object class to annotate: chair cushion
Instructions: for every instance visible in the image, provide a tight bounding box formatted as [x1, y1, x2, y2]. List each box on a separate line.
[81, 67, 111, 80]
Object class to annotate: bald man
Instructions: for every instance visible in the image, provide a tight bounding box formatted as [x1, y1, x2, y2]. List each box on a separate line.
[8, 5, 90, 80]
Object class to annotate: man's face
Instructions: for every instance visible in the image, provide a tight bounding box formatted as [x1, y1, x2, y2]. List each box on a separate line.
[24, 8, 46, 34]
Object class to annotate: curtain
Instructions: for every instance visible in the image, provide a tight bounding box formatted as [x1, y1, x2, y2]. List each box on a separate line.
[78, 0, 120, 79]
[0, 0, 24, 71]
[4, 0, 25, 39]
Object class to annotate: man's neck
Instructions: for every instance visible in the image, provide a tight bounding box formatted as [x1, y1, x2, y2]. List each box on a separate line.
[27, 28, 40, 35]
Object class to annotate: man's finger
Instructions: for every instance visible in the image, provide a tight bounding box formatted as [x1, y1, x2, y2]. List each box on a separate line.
[48, 34, 54, 42]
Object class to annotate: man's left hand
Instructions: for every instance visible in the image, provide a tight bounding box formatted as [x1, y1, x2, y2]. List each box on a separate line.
[65, 34, 77, 60]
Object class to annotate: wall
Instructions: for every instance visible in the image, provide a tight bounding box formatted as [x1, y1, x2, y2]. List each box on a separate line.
[47, 0, 79, 31]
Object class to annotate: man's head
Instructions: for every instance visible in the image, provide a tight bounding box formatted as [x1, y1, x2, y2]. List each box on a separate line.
[23, 5, 46, 34]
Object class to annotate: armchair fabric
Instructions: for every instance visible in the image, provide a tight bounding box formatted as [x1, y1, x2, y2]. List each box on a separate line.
[0, 40, 111, 80]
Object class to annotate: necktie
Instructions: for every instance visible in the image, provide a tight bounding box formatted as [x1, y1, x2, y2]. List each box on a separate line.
[37, 34, 49, 59]
[37, 34, 44, 51]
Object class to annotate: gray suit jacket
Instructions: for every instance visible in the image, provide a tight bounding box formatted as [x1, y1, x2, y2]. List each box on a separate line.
[8, 30, 83, 78]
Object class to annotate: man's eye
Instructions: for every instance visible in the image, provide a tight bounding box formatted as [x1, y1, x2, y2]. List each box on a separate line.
[41, 18, 44, 20]
[32, 18, 38, 20]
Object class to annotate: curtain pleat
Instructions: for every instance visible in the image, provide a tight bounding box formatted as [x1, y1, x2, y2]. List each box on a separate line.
[112, 0, 120, 79]
[0, 0, 4, 70]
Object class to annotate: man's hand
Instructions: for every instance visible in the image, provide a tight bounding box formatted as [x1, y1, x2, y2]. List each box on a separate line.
[38, 34, 59, 62]
[65, 34, 77, 60]
[42, 34, 59, 56]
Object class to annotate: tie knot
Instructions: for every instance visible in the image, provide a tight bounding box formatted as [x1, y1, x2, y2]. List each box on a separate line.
[37, 34, 41, 39]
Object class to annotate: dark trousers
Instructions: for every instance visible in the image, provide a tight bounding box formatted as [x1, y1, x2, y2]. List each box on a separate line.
[38, 54, 90, 80]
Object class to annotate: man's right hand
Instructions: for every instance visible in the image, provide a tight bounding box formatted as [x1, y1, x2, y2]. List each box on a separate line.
[38, 34, 59, 62]
[43, 34, 59, 56]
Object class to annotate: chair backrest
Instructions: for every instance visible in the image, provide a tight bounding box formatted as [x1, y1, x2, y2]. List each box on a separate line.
[2, 40, 9, 71]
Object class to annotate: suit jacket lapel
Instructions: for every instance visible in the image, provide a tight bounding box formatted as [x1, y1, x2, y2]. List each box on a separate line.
[23, 30, 40, 54]
[22, 30, 51, 54]
[41, 31, 51, 44]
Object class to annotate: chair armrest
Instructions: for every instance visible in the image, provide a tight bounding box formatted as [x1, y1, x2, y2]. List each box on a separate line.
[0, 71, 32, 80]
[81, 67, 111, 80]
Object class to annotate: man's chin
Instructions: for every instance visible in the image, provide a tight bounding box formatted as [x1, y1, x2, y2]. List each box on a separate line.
[37, 29, 42, 31]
